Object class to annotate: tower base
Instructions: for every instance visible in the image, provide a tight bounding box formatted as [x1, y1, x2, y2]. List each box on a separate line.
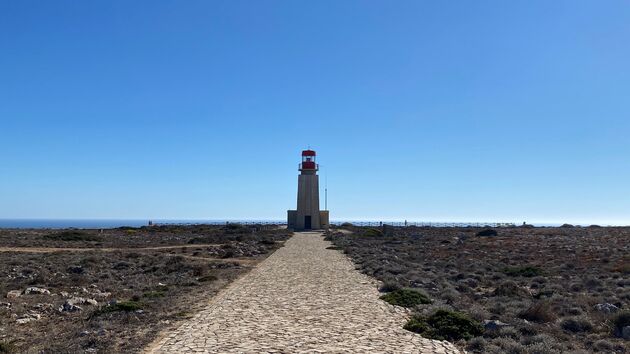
[288, 210, 329, 231]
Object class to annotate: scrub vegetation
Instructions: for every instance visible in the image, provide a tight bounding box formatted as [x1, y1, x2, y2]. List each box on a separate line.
[326, 225, 630, 353]
[0, 224, 290, 353]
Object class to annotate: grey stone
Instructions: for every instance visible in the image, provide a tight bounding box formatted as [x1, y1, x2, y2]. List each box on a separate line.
[594, 303, 619, 313]
[24, 287, 51, 295]
[59, 301, 83, 312]
[484, 320, 511, 331]
[623, 326, 630, 340]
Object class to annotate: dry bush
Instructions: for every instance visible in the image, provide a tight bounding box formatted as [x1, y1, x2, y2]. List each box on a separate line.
[519, 301, 556, 323]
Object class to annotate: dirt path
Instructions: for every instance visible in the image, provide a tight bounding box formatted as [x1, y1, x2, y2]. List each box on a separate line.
[0, 244, 261, 265]
[146, 232, 460, 354]
[0, 244, 221, 253]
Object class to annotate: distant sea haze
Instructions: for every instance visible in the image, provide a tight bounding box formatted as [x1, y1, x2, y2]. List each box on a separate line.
[0, 219, 591, 229]
[0, 219, 283, 229]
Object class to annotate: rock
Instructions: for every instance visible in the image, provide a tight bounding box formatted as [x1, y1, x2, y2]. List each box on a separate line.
[24, 287, 51, 295]
[0, 302, 11, 308]
[80, 330, 90, 337]
[67, 297, 97, 306]
[7, 290, 22, 299]
[67, 297, 86, 306]
[484, 320, 511, 331]
[92, 291, 111, 299]
[60, 291, 70, 298]
[16, 312, 41, 324]
[32, 303, 54, 310]
[58, 302, 83, 312]
[623, 326, 630, 340]
[594, 303, 619, 314]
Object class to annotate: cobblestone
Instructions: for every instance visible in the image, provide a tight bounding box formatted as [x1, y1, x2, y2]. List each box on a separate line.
[149, 232, 461, 353]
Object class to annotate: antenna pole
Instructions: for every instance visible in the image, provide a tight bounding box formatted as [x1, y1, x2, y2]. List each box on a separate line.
[325, 173, 328, 211]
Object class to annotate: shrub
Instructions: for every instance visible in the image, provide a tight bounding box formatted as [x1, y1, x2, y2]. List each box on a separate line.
[476, 229, 498, 237]
[407, 309, 483, 341]
[340, 222, 354, 228]
[493, 280, 530, 297]
[44, 230, 101, 242]
[0, 342, 15, 354]
[92, 301, 143, 316]
[504, 266, 543, 277]
[380, 289, 431, 307]
[379, 281, 402, 293]
[560, 317, 593, 333]
[466, 337, 487, 353]
[518, 301, 556, 323]
[143, 291, 165, 298]
[490, 337, 526, 353]
[593, 339, 614, 352]
[612, 311, 630, 338]
[403, 316, 430, 334]
[363, 228, 383, 237]
[198, 274, 218, 282]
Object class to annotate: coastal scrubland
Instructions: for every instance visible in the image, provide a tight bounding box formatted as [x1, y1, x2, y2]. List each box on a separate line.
[0, 224, 290, 353]
[327, 225, 630, 353]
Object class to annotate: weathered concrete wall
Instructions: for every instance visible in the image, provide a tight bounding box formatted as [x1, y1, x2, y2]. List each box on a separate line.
[296, 173, 321, 230]
[319, 210, 329, 229]
[287, 210, 297, 230]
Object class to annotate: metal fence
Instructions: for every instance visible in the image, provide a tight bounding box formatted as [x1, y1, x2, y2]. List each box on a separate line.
[154, 220, 514, 228]
[330, 221, 514, 228]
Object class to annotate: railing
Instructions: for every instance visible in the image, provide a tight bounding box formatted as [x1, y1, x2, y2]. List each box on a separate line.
[153, 220, 514, 228]
[330, 221, 515, 228]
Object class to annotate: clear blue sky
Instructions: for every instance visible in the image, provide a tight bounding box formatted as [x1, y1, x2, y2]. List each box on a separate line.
[1, 1, 629, 225]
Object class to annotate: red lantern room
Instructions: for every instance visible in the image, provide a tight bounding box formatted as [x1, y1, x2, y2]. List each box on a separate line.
[299, 149, 318, 171]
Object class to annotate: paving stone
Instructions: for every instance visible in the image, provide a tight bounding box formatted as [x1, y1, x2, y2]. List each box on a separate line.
[149, 232, 460, 353]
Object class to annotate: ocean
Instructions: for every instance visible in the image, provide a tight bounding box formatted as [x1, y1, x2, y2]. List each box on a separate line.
[0, 219, 283, 229]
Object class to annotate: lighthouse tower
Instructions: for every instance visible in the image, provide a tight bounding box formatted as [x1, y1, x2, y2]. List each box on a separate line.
[287, 150, 329, 230]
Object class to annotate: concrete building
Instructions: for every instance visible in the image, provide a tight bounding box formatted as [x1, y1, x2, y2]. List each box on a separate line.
[287, 150, 329, 230]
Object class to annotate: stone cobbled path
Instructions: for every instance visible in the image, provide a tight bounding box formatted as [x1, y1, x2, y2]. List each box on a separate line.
[149, 232, 461, 353]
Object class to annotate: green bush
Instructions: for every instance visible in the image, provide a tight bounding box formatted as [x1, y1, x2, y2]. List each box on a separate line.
[403, 316, 430, 333]
[44, 230, 101, 242]
[92, 301, 143, 317]
[404, 310, 483, 341]
[503, 266, 543, 277]
[380, 289, 432, 307]
[363, 228, 383, 237]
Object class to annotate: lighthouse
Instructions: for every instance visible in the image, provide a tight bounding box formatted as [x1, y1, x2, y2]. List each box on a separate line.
[287, 150, 329, 230]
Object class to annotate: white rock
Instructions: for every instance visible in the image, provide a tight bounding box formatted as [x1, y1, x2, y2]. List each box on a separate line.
[6, 290, 22, 299]
[24, 287, 51, 295]
[594, 303, 619, 313]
